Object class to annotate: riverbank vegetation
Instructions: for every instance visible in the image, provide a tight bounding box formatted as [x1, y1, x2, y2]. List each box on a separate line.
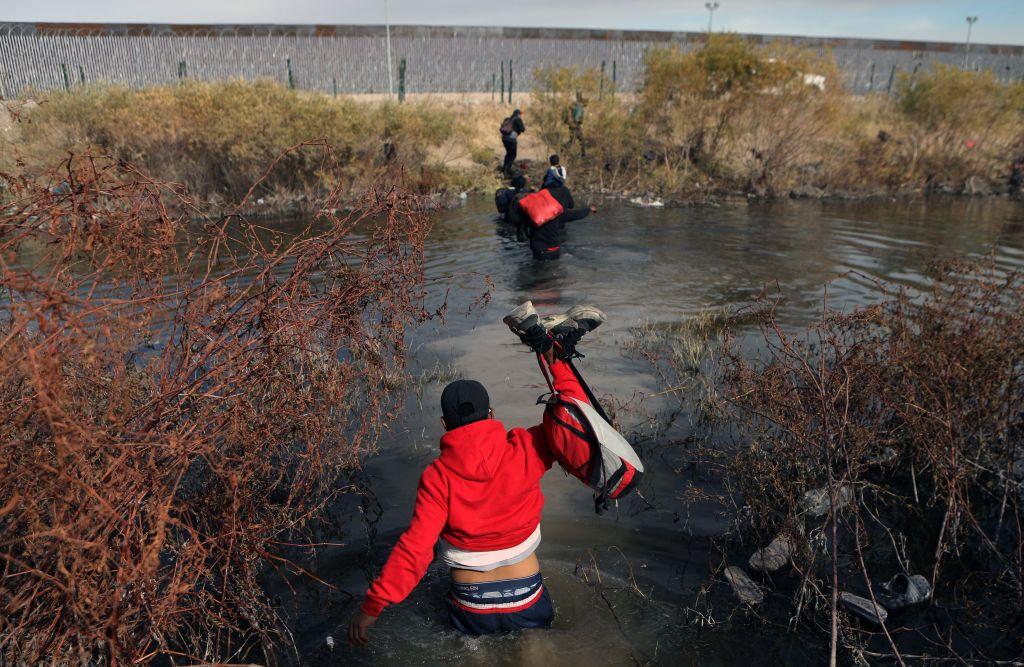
[637, 260, 1024, 662]
[3, 38, 1021, 210]
[533, 36, 1024, 201]
[1, 80, 479, 208]
[0, 149, 436, 662]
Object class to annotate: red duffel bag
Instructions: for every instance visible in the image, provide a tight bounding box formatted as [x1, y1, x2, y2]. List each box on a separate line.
[518, 189, 564, 227]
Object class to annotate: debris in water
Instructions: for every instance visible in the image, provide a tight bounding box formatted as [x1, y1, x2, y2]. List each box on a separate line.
[801, 485, 853, 518]
[865, 446, 898, 465]
[839, 592, 888, 625]
[628, 196, 665, 208]
[748, 533, 793, 573]
[876, 573, 932, 610]
[724, 566, 764, 605]
[325, 635, 335, 650]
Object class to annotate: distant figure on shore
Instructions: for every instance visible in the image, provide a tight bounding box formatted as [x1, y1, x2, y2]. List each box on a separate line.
[500, 109, 526, 176]
[563, 93, 586, 157]
[1011, 154, 1024, 197]
[542, 155, 567, 190]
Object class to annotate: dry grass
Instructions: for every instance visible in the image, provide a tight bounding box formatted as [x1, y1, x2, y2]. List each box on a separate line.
[3, 81, 464, 205]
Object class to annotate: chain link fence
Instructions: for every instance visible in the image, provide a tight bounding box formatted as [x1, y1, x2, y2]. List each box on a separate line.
[1, 23, 1021, 99]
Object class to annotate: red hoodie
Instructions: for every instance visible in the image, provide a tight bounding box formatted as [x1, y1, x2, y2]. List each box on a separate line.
[361, 359, 588, 617]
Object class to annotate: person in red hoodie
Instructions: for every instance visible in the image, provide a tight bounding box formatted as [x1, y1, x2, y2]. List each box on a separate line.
[348, 305, 606, 644]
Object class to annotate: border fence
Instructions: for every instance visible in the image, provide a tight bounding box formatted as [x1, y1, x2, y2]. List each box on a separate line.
[1, 23, 1022, 99]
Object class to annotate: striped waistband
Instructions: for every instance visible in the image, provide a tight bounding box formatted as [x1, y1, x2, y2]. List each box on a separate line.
[448, 573, 544, 614]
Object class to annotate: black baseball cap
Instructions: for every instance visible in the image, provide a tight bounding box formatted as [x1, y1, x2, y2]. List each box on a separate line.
[440, 380, 491, 429]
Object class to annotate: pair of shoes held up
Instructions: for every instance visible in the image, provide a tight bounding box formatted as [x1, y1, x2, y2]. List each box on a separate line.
[503, 301, 607, 359]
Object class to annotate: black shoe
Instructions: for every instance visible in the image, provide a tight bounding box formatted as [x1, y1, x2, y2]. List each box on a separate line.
[876, 573, 932, 610]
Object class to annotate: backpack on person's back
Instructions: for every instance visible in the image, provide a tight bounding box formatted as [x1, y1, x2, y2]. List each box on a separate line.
[500, 116, 518, 139]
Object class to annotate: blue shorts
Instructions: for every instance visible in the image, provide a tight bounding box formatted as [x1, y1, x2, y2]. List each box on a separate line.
[445, 573, 555, 636]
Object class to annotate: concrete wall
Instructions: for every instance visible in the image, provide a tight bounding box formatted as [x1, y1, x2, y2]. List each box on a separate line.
[1, 22, 1021, 98]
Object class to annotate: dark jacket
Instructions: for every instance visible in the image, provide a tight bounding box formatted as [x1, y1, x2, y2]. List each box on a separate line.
[505, 191, 532, 241]
[527, 185, 590, 255]
[502, 116, 526, 141]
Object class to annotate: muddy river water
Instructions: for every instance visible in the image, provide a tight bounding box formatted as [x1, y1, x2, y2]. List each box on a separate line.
[273, 196, 1024, 665]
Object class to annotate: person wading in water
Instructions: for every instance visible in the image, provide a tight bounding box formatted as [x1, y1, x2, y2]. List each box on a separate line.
[516, 179, 596, 261]
[500, 109, 526, 176]
[348, 307, 611, 643]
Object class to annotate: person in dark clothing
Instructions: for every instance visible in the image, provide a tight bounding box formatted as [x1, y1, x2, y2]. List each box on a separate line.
[500, 109, 526, 176]
[496, 174, 529, 218]
[542, 155, 567, 190]
[527, 184, 596, 261]
[1011, 155, 1024, 196]
[501, 175, 535, 242]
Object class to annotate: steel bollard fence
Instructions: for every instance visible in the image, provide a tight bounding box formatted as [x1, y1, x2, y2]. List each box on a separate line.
[398, 57, 406, 102]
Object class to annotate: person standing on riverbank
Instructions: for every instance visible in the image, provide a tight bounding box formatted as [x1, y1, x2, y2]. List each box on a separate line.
[348, 314, 606, 643]
[500, 109, 526, 176]
[563, 93, 586, 157]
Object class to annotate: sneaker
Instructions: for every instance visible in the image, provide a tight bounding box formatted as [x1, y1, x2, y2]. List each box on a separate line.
[503, 301, 552, 354]
[503, 300, 539, 332]
[565, 305, 607, 333]
[545, 304, 607, 360]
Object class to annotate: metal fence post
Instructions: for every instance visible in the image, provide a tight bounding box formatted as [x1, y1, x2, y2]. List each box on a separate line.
[398, 57, 406, 102]
[78, 65, 85, 85]
[60, 63, 70, 91]
[868, 62, 875, 91]
[491, 73, 496, 102]
[333, 76, 338, 97]
[500, 61, 505, 104]
[508, 58, 513, 104]
[287, 58, 295, 89]
[612, 60, 617, 88]
[886, 64, 896, 94]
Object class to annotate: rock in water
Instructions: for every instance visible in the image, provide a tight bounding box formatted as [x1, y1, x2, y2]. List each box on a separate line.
[749, 533, 793, 573]
[839, 592, 888, 625]
[801, 485, 853, 518]
[724, 566, 764, 605]
[865, 447, 898, 465]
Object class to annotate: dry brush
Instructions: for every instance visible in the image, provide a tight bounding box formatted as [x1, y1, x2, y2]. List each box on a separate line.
[0, 146, 436, 663]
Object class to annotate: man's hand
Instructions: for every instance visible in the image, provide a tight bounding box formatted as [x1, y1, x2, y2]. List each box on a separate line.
[589, 205, 598, 213]
[348, 610, 378, 647]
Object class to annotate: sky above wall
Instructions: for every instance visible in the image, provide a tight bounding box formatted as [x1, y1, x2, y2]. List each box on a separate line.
[0, 0, 1021, 45]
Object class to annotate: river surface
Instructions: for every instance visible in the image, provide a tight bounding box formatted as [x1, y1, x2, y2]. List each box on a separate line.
[274, 196, 1024, 665]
